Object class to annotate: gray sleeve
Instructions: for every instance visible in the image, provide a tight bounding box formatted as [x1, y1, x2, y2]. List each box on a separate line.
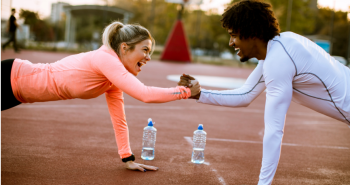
[197, 62, 265, 107]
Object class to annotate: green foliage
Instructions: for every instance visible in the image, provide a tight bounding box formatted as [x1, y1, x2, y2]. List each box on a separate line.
[19, 0, 349, 59]
[314, 8, 349, 57]
[228, 0, 349, 58]
[268, 0, 315, 34]
[111, 0, 179, 46]
[19, 9, 55, 42]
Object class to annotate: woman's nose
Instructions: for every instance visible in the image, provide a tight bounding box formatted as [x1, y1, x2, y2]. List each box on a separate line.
[145, 54, 151, 61]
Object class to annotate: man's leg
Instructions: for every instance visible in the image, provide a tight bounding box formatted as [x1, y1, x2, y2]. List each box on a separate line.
[2, 32, 15, 51]
[12, 31, 19, 52]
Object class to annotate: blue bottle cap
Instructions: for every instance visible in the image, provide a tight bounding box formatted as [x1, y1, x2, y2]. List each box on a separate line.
[198, 124, 203, 130]
[148, 120, 153, 126]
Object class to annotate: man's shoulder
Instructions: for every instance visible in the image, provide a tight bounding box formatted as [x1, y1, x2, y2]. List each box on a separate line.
[269, 32, 307, 51]
[10, 15, 16, 21]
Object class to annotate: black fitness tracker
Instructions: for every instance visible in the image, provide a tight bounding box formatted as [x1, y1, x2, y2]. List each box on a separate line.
[122, 154, 135, 163]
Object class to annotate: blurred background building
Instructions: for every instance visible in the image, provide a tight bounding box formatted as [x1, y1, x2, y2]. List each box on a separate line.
[51, 2, 70, 23]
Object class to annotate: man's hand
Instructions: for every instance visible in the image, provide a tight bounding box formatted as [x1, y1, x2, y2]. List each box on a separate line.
[125, 161, 159, 172]
[178, 74, 201, 99]
[178, 74, 195, 87]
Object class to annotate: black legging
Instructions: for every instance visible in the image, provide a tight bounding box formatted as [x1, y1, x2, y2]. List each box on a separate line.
[1, 59, 22, 111]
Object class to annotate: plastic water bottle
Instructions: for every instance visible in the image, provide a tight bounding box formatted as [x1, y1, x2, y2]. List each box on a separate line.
[191, 124, 207, 164]
[141, 118, 157, 160]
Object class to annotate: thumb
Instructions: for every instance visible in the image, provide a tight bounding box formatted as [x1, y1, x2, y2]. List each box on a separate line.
[190, 79, 199, 85]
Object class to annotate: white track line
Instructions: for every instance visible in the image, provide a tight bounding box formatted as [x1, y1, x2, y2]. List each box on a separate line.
[204, 137, 349, 150]
[258, 128, 264, 139]
[16, 104, 325, 118]
[184, 137, 227, 185]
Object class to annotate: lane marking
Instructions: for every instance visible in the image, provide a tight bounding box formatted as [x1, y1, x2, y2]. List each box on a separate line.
[258, 128, 264, 139]
[15, 104, 325, 118]
[184, 137, 227, 185]
[200, 137, 349, 150]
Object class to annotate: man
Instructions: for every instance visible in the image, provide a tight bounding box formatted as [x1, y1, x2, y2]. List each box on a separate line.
[2, 8, 20, 52]
[179, 0, 350, 184]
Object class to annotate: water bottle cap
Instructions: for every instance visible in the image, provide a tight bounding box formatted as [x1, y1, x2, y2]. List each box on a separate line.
[197, 124, 203, 130]
[148, 119, 153, 126]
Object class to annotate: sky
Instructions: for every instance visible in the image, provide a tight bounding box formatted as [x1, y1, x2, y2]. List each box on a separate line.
[1, 0, 350, 19]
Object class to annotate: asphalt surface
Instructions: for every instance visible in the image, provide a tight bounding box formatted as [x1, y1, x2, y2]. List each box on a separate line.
[2, 49, 350, 184]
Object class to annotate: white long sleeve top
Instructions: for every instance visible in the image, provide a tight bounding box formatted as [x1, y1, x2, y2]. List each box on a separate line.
[197, 32, 350, 185]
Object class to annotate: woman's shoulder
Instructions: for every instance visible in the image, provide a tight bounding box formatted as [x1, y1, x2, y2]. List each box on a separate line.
[90, 45, 125, 73]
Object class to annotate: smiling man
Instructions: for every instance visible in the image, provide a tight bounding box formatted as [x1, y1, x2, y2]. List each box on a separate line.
[178, 0, 350, 184]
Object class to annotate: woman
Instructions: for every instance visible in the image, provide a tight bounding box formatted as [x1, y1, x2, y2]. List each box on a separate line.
[1, 21, 201, 172]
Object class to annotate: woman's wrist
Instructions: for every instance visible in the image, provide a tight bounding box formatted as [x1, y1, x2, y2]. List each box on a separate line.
[122, 154, 135, 163]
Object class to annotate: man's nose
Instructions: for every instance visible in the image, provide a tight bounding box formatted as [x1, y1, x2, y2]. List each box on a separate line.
[229, 38, 235, 47]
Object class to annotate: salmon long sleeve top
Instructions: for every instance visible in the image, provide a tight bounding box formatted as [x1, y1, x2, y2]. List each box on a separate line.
[10, 45, 191, 159]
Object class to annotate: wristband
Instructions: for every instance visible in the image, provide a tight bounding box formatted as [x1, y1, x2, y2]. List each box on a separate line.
[122, 154, 135, 163]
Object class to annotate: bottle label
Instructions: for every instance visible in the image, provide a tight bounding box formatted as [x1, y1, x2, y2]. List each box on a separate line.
[193, 134, 206, 149]
[142, 130, 157, 148]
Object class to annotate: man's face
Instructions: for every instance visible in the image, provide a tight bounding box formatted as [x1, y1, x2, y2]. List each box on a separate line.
[228, 29, 255, 62]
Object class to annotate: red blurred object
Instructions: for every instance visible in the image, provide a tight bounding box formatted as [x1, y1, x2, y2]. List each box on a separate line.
[160, 20, 191, 62]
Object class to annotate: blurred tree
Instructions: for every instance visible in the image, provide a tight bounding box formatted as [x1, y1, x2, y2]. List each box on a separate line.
[111, 0, 178, 46]
[314, 8, 349, 57]
[227, 0, 349, 58]
[268, 0, 315, 34]
[184, 10, 230, 54]
[229, 0, 315, 34]
[19, 9, 55, 42]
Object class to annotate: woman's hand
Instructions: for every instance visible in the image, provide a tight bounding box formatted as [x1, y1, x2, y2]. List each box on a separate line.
[125, 161, 159, 172]
[178, 74, 201, 99]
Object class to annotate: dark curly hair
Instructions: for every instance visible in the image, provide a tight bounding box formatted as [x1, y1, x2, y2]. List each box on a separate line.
[221, 0, 280, 42]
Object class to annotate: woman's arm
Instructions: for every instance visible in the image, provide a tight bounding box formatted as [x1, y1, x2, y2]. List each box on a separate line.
[197, 62, 266, 107]
[105, 87, 159, 172]
[93, 52, 191, 103]
[105, 87, 132, 159]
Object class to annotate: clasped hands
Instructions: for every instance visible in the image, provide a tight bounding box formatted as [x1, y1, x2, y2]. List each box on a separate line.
[178, 74, 201, 99]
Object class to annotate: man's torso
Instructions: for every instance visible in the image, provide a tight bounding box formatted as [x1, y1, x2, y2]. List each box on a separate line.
[264, 32, 350, 124]
[9, 15, 17, 32]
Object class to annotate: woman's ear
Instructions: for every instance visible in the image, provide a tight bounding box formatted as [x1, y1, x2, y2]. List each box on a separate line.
[120, 42, 128, 55]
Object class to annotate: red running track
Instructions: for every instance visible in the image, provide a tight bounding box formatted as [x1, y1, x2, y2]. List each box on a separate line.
[2, 50, 350, 184]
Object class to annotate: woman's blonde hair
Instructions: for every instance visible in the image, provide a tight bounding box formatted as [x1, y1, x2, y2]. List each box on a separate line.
[102, 21, 155, 56]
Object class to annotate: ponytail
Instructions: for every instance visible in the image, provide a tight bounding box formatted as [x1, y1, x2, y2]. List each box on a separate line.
[102, 21, 124, 50]
[102, 21, 155, 56]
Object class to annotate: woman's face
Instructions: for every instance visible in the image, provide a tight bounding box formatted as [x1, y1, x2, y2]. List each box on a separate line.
[120, 39, 152, 76]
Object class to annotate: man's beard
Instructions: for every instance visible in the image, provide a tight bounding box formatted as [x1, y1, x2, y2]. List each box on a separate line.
[240, 56, 249, 62]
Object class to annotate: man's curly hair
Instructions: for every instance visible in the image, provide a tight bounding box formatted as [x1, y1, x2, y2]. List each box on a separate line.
[221, 0, 280, 42]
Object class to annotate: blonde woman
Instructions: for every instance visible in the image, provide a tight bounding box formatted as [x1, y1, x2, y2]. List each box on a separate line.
[1, 21, 201, 172]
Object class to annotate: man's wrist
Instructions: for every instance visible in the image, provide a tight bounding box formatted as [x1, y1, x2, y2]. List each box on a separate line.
[190, 91, 201, 100]
[122, 154, 135, 163]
